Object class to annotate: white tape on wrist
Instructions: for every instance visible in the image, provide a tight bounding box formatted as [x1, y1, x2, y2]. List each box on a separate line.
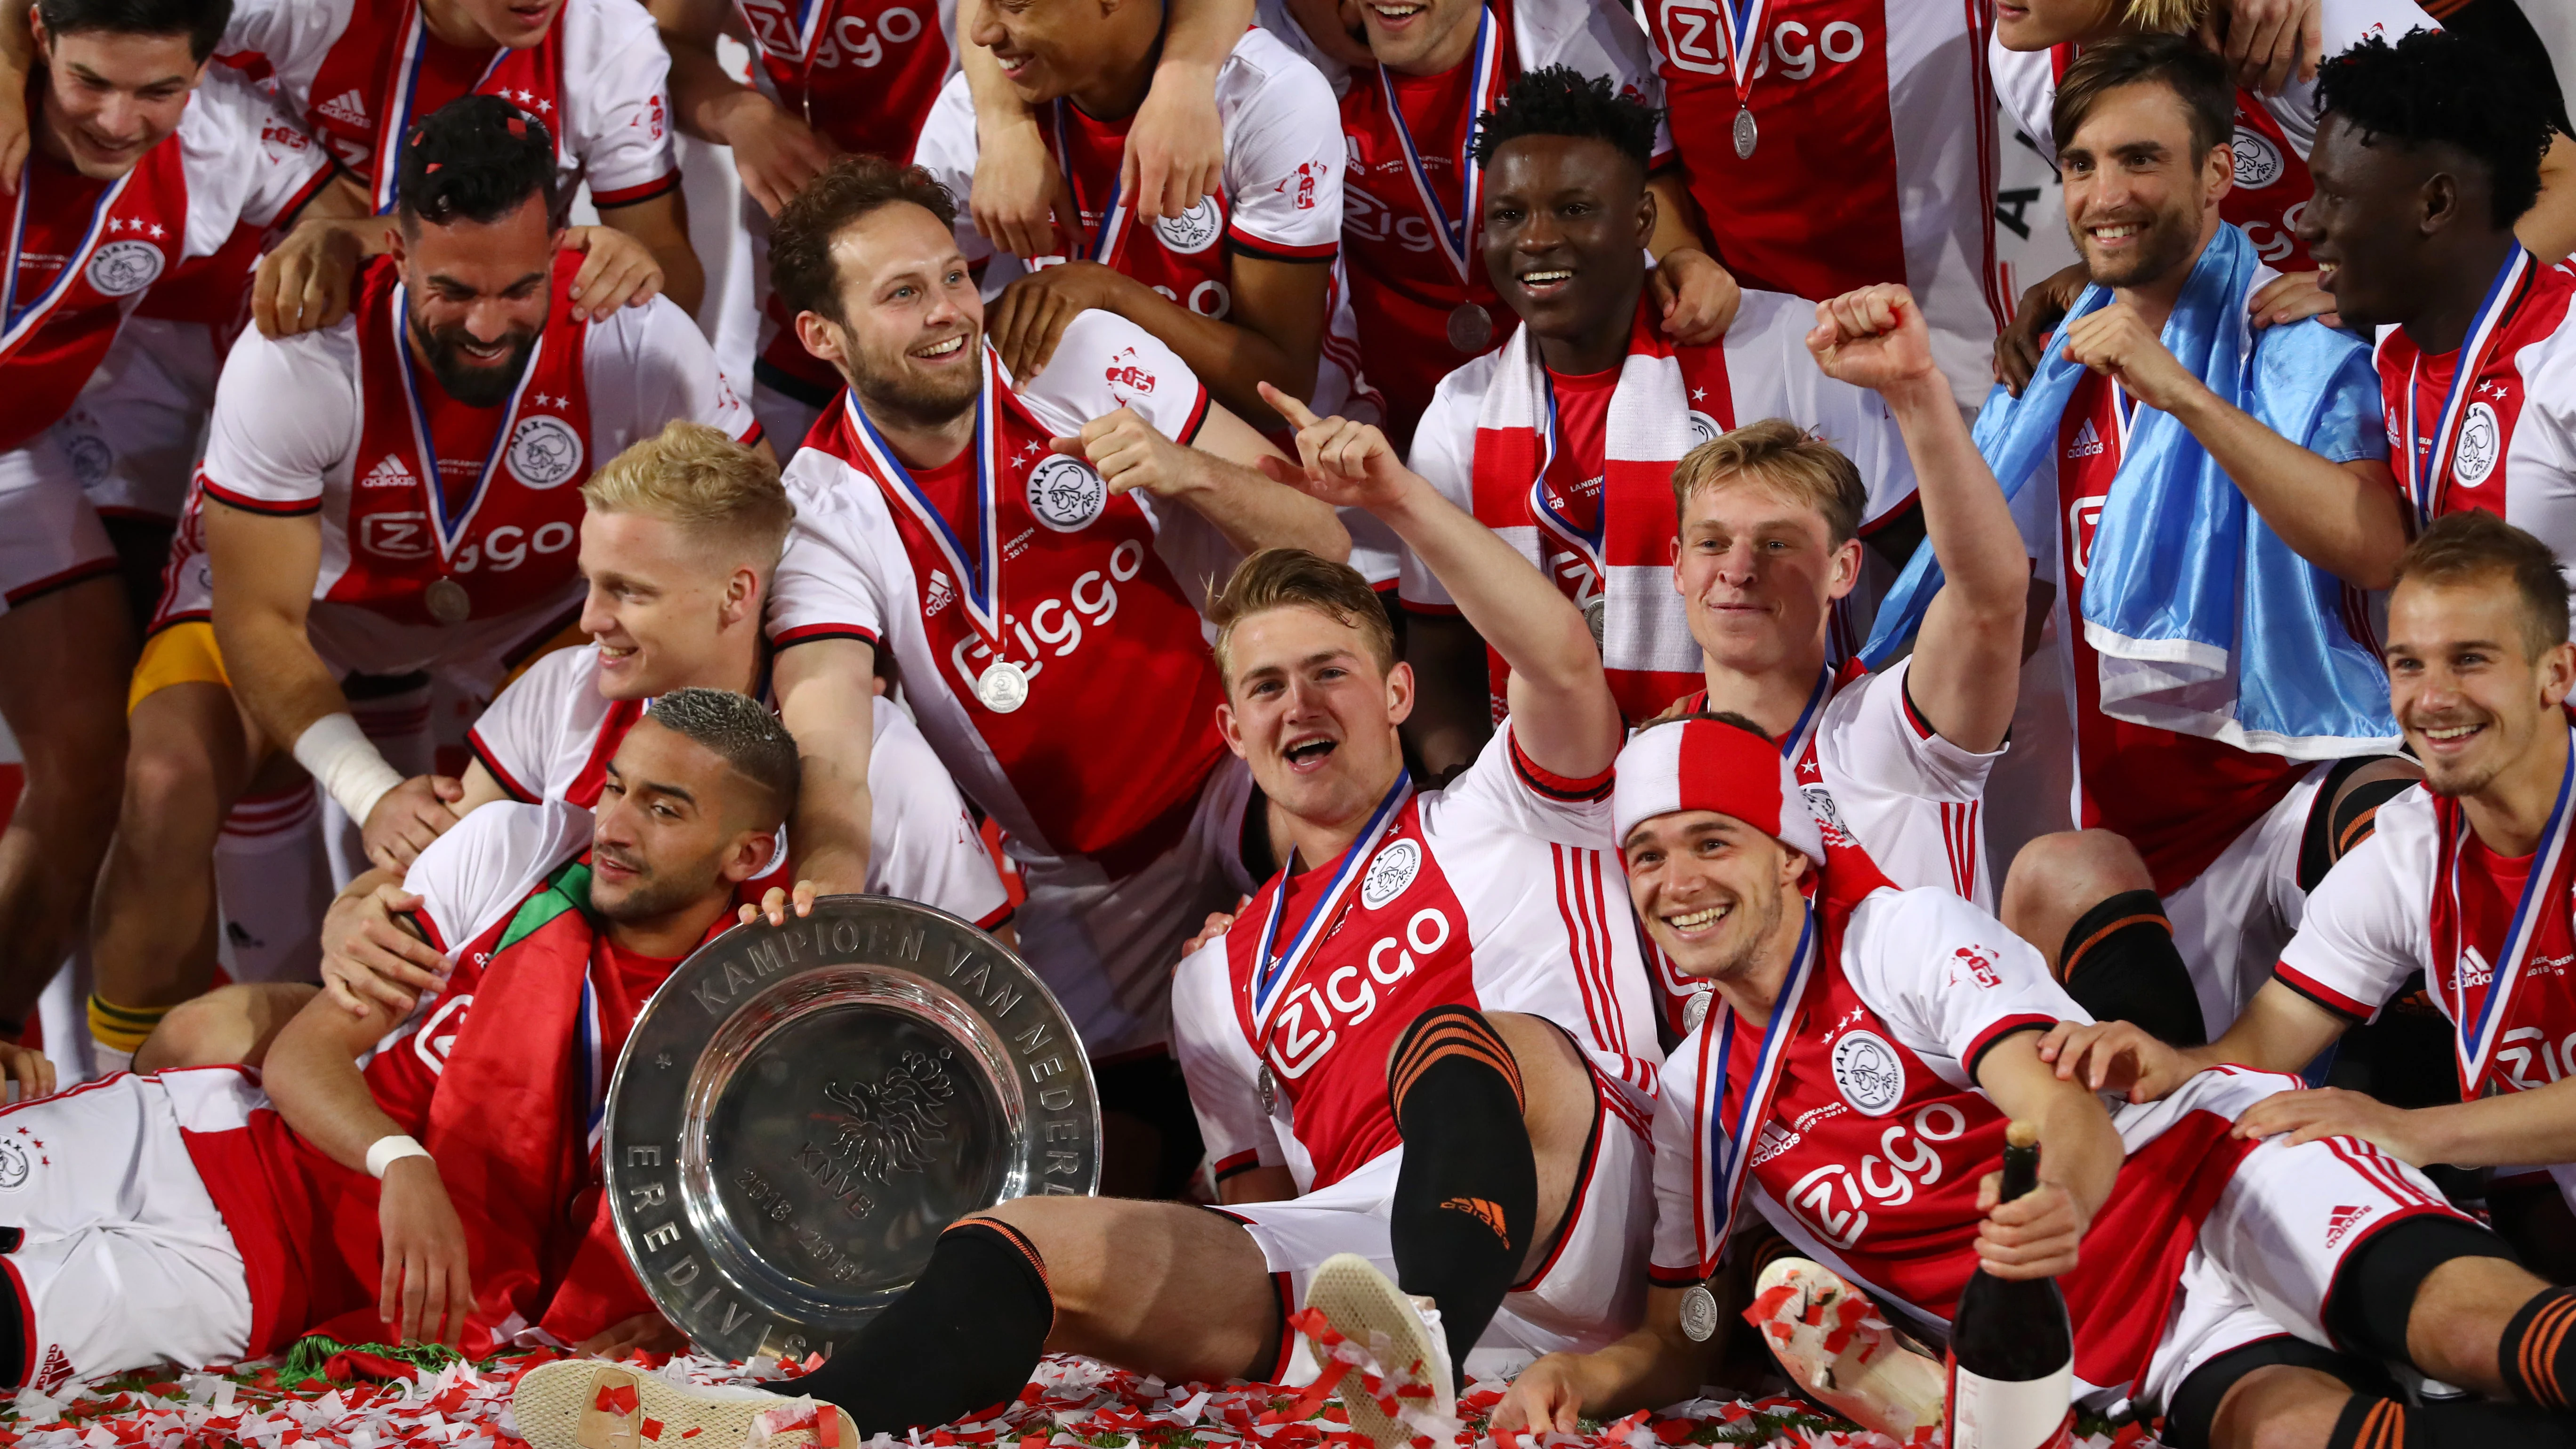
[292, 713, 406, 826]
[366, 1134, 432, 1179]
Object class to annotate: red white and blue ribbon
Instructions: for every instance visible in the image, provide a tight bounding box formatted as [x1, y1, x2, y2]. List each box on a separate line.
[2401, 247, 2530, 527]
[1247, 770, 1416, 1036]
[1524, 376, 1610, 588]
[1048, 103, 1131, 266]
[1690, 905, 1815, 1276]
[1776, 666, 1833, 767]
[841, 346, 1014, 664]
[2436, 724, 2576, 1094]
[1, 169, 134, 360]
[1374, 6, 1504, 288]
[394, 283, 547, 564]
[1720, 0, 1772, 108]
[374, 1, 511, 214]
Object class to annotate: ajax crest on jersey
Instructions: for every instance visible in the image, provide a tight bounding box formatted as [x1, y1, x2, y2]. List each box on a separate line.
[1688, 411, 1724, 449]
[86, 240, 165, 297]
[2455, 402, 2503, 487]
[2231, 128, 2284, 190]
[1026, 454, 1108, 531]
[0, 1135, 29, 1192]
[1830, 1028, 1906, 1116]
[508, 415, 585, 490]
[1154, 198, 1224, 255]
[1360, 838, 1423, 910]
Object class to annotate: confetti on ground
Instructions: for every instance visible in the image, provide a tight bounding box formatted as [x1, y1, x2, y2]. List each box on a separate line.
[0, 1347, 2146, 1449]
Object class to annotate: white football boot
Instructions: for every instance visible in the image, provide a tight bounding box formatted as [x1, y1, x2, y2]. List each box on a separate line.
[1301, 1253, 1457, 1449]
[1747, 1256, 1946, 1441]
[511, 1361, 858, 1449]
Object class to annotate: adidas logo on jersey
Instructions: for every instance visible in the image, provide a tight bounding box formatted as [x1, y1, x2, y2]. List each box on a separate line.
[361, 455, 417, 489]
[925, 569, 955, 617]
[318, 89, 370, 127]
[2066, 419, 2105, 460]
[32, 1346, 72, 1397]
[2324, 1204, 2373, 1249]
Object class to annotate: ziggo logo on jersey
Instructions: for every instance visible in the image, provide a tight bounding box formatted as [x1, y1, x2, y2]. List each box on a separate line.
[947, 538, 1145, 693]
[1266, 908, 1454, 1080]
[1656, 4, 1867, 82]
[360, 512, 575, 572]
[738, 0, 926, 69]
[1779, 1101, 1968, 1250]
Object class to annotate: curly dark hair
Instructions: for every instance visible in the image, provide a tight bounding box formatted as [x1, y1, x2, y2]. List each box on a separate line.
[2316, 28, 2553, 230]
[34, 0, 228, 62]
[770, 153, 962, 325]
[396, 94, 561, 231]
[1469, 64, 1662, 174]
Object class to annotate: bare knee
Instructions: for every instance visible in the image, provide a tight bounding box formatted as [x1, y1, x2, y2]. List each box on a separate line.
[2001, 830, 2154, 967]
[135, 983, 317, 1072]
[114, 712, 233, 855]
[2205, 1365, 2355, 1449]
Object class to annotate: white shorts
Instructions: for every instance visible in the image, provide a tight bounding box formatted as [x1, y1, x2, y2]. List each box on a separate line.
[55, 318, 222, 523]
[2114, 1067, 2469, 1417]
[1014, 756, 1259, 1060]
[1219, 1077, 1652, 1385]
[0, 1071, 255, 1386]
[0, 434, 116, 619]
[2166, 764, 2329, 1035]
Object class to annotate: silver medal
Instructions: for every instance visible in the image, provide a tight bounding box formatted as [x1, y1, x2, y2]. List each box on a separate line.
[974, 660, 1030, 713]
[1584, 597, 1606, 649]
[424, 576, 471, 625]
[1732, 106, 1758, 161]
[1257, 1063, 1277, 1114]
[1679, 1282, 1721, 1343]
[1682, 985, 1713, 1034]
[1446, 302, 1495, 354]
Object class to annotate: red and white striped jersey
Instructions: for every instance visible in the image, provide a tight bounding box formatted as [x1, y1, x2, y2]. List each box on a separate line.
[467, 644, 1011, 929]
[1170, 725, 1662, 1193]
[1988, 0, 2434, 273]
[1642, 0, 2003, 402]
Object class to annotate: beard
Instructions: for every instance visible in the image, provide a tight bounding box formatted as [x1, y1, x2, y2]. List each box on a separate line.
[850, 332, 982, 431]
[414, 314, 541, 407]
[2071, 196, 2203, 291]
[589, 845, 717, 925]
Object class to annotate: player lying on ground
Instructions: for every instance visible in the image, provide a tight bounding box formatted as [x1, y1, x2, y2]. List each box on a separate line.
[0, 690, 792, 1378]
[1487, 712, 2576, 1449]
[512, 394, 1659, 1449]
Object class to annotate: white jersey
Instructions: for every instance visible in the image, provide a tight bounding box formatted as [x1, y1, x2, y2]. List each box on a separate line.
[1171, 725, 1661, 1194]
[911, 28, 1374, 421]
[218, 0, 678, 209]
[466, 644, 1011, 928]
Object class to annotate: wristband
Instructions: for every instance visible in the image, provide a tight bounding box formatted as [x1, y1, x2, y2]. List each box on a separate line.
[292, 713, 406, 827]
[366, 1134, 432, 1179]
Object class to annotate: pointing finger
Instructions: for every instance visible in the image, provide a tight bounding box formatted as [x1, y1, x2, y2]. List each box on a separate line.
[1257, 381, 1324, 431]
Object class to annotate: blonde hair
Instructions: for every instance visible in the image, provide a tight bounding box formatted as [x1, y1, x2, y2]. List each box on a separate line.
[1207, 548, 1397, 684]
[2125, 0, 2210, 29]
[581, 421, 795, 571]
[1669, 418, 1867, 546]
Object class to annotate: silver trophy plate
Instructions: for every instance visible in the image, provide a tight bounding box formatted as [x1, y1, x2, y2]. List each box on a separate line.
[606, 896, 1101, 1360]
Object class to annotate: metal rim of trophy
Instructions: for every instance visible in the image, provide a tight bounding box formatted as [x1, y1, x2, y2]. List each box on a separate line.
[605, 895, 1102, 1361]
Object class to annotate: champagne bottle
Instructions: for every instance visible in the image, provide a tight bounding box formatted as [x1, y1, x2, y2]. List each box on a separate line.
[1944, 1121, 2076, 1449]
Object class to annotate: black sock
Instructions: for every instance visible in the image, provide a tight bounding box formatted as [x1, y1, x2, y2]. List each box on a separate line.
[2328, 1393, 2576, 1448]
[2300, 757, 2419, 891]
[2058, 889, 2206, 1046]
[781, 1218, 1054, 1433]
[1386, 1006, 1535, 1386]
[2501, 1286, 2576, 1412]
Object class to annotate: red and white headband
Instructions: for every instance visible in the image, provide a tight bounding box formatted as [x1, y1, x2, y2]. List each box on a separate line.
[1610, 717, 1825, 865]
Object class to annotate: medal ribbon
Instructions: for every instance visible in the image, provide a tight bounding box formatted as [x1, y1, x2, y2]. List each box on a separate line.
[2437, 724, 2576, 1094]
[1690, 906, 1816, 1277]
[393, 282, 548, 567]
[2402, 247, 2530, 527]
[0, 169, 135, 360]
[1524, 373, 1614, 591]
[1720, 0, 1771, 110]
[1247, 770, 1416, 1036]
[1047, 102, 1131, 266]
[1374, 7, 1504, 289]
[843, 346, 1016, 667]
[375, 0, 513, 214]
[1777, 665, 1833, 767]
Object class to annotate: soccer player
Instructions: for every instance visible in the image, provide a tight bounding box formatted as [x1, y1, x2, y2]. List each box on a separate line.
[509, 387, 1656, 1449]
[1395, 70, 1923, 761]
[2303, 29, 2576, 589]
[1319, 0, 1736, 448]
[747, 153, 1340, 1194]
[2040, 512, 2576, 1283]
[0, 0, 332, 1032]
[1497, 711, 2576, 1449]
[1892, 36, 2412, 1045]
[83, 97, 760, 1074]
[0, 689, 792, 1380]
[909, 0, 1367, 433]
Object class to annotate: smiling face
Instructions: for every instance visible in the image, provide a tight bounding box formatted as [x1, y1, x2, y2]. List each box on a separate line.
[967, 0, 1127, 105]
[2059, 80, 2227, 290]
[1478, 134, 1652, 344]
[1673, 473, 1860, 675]
[394, 194, 558, 407]
[2302, 113, 2442, 332]
[1991, 0, 2122, 52]
[440, 0, 566, 49]
[1620, 809, 1808, 982]
[796, 201, 984, 430]
[1217, 603, 1413, 839]
[2385, 573, 2576, 800]
[30, 18, 203, 180]
[1361, 0, 1482, 76]
[579, 509, 759, 700]
[588, 718, 777, 925]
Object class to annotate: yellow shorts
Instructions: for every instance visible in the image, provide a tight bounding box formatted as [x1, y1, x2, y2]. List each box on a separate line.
[129, 620, 230, 713]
